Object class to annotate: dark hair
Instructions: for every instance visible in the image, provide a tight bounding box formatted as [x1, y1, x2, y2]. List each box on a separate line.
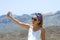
[37, 13, 43, 27]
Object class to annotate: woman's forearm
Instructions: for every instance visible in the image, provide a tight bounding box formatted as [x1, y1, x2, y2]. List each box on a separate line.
[6, 12, 30, 29]
[8, 16, 21, 25]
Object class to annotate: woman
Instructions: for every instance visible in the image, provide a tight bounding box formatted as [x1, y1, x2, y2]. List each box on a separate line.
[6, 12, 45, 40]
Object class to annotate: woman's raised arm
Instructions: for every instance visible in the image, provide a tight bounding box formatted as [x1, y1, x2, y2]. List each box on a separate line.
[6, 12, 30, 29]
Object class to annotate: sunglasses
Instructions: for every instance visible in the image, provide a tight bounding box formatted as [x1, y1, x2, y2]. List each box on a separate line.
[32, 17, 37, 21]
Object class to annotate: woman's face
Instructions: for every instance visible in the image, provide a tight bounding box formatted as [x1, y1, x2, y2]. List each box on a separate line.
[32, 16, 40, 25]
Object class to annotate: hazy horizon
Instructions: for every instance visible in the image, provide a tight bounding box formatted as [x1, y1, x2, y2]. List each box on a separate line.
[0, 0, 60, 16]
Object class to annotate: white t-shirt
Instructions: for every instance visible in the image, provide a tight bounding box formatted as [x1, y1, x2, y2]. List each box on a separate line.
[28, 26, 42, 40]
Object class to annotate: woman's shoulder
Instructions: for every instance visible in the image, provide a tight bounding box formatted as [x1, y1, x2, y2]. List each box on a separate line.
[41, 27, 45, 32]
[42, 26, 45, 29]
[29, 25, 33, 28]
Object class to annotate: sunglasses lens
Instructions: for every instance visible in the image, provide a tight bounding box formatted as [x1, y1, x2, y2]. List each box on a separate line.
[32, 18, 37, 21]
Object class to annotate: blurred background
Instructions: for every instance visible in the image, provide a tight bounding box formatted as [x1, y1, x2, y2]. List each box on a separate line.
[0, 0, 60, 40]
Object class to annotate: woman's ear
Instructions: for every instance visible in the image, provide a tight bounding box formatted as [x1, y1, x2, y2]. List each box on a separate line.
[38, 21, 40, 25]
[38, 21, 40, 24]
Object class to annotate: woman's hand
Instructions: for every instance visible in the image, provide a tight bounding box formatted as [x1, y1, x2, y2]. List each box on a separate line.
[6, 12, 12, 19]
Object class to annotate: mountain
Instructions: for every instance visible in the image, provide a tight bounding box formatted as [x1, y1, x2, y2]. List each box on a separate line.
[0, 11, 60, 34]
[0, 11, 60, 26]
[0, 15, 11, 24]
[0, 11, 60, 40]
[15, 14, 31, 23]
[43, 11, 60, 27]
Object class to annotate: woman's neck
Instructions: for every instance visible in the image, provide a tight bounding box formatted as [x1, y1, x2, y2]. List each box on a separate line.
[32, 24, 42, 31]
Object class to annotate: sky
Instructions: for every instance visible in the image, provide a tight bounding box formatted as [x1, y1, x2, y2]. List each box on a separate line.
[0, 0, 60, 16]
